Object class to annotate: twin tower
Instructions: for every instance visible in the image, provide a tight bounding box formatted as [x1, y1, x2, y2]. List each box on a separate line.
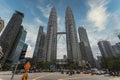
[45, 7, 81, 64]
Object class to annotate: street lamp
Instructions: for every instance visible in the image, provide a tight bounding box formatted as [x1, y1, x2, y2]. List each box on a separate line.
[0, 46, 4, 59]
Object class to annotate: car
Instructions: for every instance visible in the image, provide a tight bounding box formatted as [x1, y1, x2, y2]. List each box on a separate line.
[20, 69, 25, 73]
[76, 70, 80, 74]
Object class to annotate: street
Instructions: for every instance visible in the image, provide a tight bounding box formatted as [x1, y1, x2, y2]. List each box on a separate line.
[0, 71, 120, 80]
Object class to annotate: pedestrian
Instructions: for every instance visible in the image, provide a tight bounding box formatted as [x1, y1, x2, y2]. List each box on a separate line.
[21, 72, 28, 80]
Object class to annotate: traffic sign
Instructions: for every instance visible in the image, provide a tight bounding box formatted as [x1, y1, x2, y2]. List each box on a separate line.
[50, 65, 56, 70]
[24, 61, 31, 70]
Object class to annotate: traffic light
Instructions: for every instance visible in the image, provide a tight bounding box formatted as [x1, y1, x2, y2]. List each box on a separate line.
[19, 50, 26, 60]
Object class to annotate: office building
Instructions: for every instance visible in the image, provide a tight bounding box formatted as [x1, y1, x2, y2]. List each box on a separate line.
[118, 34, 120, 40]
[112, 42, 120, 56]
[0, 11, 24, 65]
[9, 26, 27, 63]
[33, 26, 46, 64]
[0, 17, 4, 33]
[78, 27, 95, 66]
[98, 40, 114, 58]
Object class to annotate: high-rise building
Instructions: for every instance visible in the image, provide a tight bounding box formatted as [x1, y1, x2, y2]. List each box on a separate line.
[45, 7, 57, 63]
[96, 56, 102, 68]
[0, 11, 24, 65]
[8, 26, 27, 63]
[118, 34, 120, 40]
[98, 40, 114, 58]
[78, 27, 95, 66]
[19, 43, 28, 64]
[0, 17, 4, 33]
[33, 26, 44, 64]
[112, 42, 120, 56]
[65, 7, 81, 63]
[36, 32, 46, 62]
[79, 42, 87, 62]
[63, 55, 67, 60]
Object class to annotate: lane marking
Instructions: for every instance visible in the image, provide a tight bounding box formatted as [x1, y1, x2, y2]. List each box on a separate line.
[32, 73, 54, 80]
[58, 75, 100, 80]
[58, 76, 87, 80]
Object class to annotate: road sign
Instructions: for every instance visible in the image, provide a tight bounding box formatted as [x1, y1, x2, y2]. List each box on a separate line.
[24, 61, 31, 70]
[50, 65, 56, 70]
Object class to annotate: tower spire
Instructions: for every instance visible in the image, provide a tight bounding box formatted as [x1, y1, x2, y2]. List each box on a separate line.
[45, 7, 57, 63]
[65, 7, 82, 64]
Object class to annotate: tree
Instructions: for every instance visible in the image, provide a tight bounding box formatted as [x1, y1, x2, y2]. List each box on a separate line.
[35, 61, 51, 69]
[43, 61, 51, 69]
[101, 57, 120, 71]
[3, 63, 12, 70]
[68, 61, 77, 70]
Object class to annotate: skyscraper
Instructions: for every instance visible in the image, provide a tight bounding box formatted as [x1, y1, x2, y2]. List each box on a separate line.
[118, 34, 120, 40]
[98, 40, 114, 58]
[33, 26, 44, 64]
[0, 11, 24, 65]
[78, 27, 95, 66]
[45, 7, 57, 63]
[65, 7, 81, 63]
[79, 42, 87, 62]
[112, 42, 120, 56]
[9, 26, 27, 63]
[0, 17, 4, 33]
[37, 32, 46, 62]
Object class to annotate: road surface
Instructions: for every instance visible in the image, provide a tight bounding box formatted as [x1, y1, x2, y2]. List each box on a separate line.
[0, 71, 120, 80]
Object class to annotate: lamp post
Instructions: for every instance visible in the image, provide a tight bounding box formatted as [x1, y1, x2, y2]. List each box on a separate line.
[0, 46, 4, 70]
[0, 46, 4, 59]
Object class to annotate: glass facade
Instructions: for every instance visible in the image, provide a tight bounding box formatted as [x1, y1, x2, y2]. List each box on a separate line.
[11, 27, 27, 63]
[0, 11, 24, 65]
[33, 26, 43, 64]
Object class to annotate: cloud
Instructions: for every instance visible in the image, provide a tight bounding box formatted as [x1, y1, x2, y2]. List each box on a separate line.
[23, 23, 38, 58]
[57, 35, 67, 59]
[57, 14, 66, 59]
[0, 2, 13, 26]
[23, 17, 46, 58]
[34, 17, 46, 26]
[110, 9, 120, 30]
[87, 33, 102, 59]
[58, 16, 65, 32]
[87, 0, 110, 31]
[25, 44, 34, 57]
[24, 23, 38, 44]
[0, 3, 13, 36]
[37, 4, 53, 18]
[105, 30, 120, 45]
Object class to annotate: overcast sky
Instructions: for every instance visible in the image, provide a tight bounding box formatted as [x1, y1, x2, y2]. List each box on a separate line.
[0, 0, 120, 59]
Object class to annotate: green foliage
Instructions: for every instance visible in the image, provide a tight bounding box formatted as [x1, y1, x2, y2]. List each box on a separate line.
[68, 61, 77, 70]
[3, 63, 12, 70]
[101, 57, 120, 71]
[17, 63, 24, 70]
[35, 61, 51, 69]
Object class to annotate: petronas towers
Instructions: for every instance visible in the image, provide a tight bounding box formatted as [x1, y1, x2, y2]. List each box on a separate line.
[45, 7, 57, 63]
[65, 7, 81, 63]
[45, 7, 81, 64]
[33, 6, 95, 66]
